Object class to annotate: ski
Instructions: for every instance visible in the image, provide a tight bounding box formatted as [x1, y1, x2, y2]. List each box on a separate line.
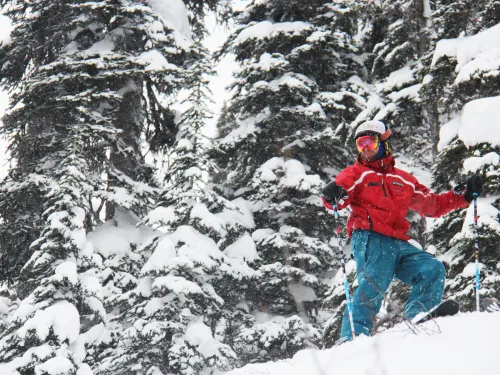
[334, 336, 349, 346]
[483, 297, 500, 313]
[412, 299, 460, 324]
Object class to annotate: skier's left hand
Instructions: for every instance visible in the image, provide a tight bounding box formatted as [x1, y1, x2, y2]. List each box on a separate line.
[463, 174, 484, 202]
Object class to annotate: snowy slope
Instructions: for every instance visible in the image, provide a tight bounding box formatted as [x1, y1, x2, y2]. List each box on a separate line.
[225, 311, 500, 375]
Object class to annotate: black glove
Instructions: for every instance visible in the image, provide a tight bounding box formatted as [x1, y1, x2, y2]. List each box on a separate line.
[463, 174, 484, 202]
[322, 181, 348, 205]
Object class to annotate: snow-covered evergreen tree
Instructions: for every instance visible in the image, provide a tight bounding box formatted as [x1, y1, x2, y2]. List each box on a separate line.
[424, 20, 500, 310]
[0, 111, 104, 374]
[97, 20, 256, 374]
[213, 0, 370, 357]
[0, 0, 187, 279]
[0, 0, 192, 372]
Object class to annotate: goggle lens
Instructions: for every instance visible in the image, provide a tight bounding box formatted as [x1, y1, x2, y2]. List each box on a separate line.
[356, 135, 379, 152]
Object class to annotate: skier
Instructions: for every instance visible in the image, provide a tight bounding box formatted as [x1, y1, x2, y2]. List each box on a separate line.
[322, 120, 483, 341]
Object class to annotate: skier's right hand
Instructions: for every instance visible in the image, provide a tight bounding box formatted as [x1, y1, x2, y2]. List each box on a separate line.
[322, 181, 348, 206]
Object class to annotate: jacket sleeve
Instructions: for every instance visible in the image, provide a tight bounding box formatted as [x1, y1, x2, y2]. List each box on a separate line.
[409, 180, 470, 218]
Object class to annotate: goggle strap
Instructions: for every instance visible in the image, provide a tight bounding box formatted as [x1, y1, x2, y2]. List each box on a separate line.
[380, 129, 391, 141]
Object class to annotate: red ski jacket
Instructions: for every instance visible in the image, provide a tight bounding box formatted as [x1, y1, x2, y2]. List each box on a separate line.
[325, 155, 469, 241]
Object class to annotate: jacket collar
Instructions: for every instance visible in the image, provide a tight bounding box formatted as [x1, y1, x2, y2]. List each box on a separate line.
[356, 154, 395, 173]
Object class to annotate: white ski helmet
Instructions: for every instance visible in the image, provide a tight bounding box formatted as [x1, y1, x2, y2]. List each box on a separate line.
[355, 120, 391, 141]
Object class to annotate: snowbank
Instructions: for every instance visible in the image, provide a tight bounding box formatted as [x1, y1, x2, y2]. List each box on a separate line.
[225, 311, 500, 375]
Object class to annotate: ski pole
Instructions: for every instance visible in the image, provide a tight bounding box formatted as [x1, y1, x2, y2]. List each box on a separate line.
[473, 192, 480, 311]
[334, 204, 356, 339]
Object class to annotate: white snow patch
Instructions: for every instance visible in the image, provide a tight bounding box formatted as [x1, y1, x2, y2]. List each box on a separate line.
[185, 320, 222, 358]
[223, 233, 259, 263]
[152, 275, 203, 295]
[380, 66, 415, 91]
[191, 203, 227, 235]
[432, 23, 500, 72]
[144, 297, 165, 316]
[252, 228, 276, 243]
[459, 196, 500, 236]
[258, 52, 287, 71]
[216, 197, 255, 230]
[458, 96, 500, 147]
[438, 116, 461, 151]
[462, 262, 485, 278]
[71, 324, 109, 365]
[221, 110, 270, 145]
[281, 159, 322, 191]
[173, 225, 223, 261]
[135, 277, 154, 297]
[87, 225, 132, 257]
[257, 157, 284, 182]
[455, 45, 500, 84]
[87, 209, 148, 257]
[226, 311, 500, 375]
[136, 50, 181, 72]
[84, 34, 115, 55]
[0, 15, 12, 46]
[55, 261, 78, 285]
[148, 0, 192, 48]
[76, 364, 93, 375]
[463, 152, 499, 173]
[18, 300, 80, 344]
[35, 357, 74, 375]
[146, 206, 178, 227]
[387, 84, 422, 102]
[141, 236, 177, 274]
[233, 21, 311, 46]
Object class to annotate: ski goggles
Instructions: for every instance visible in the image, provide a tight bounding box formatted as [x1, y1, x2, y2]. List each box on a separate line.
[356, 135, 380, 152]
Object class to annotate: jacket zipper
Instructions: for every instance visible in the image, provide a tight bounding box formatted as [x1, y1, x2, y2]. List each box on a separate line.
[381, 178, 388, 197]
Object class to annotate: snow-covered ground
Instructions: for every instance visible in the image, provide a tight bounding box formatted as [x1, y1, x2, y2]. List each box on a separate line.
[226, 311, 500, 375]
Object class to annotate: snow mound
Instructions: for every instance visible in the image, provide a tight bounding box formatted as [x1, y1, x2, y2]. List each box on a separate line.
[225, 311, 500, 375]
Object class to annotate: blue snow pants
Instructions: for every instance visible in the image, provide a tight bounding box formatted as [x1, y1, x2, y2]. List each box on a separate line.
[340, 230, 446, 340]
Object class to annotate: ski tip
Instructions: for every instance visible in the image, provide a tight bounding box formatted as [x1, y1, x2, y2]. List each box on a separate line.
[334, 336, 350, 346]
[412, 299, 460, 324]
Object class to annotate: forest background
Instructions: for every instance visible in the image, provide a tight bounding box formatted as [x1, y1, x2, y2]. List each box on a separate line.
[0, 0, 499, 374]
